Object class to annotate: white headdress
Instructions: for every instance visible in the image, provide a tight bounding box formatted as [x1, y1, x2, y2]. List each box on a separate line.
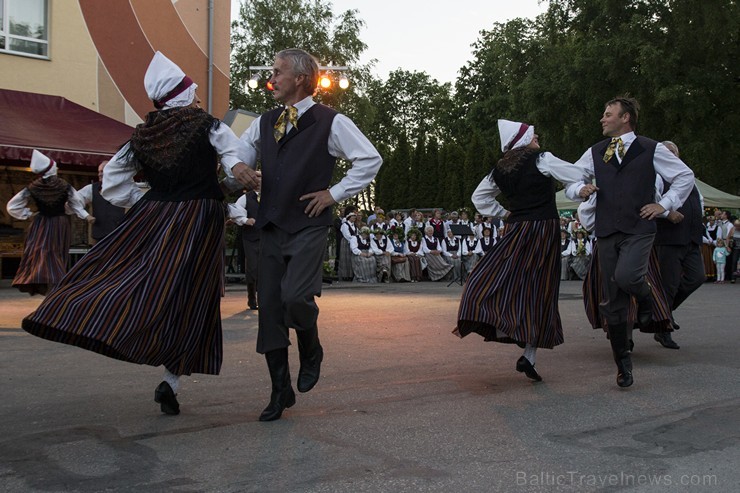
[30, 149, 57, 178]
[144, 51, 197, 109]
[497, 119, 535, 152]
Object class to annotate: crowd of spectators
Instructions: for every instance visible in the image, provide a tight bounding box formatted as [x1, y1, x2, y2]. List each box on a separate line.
[332, 206, 739, 285]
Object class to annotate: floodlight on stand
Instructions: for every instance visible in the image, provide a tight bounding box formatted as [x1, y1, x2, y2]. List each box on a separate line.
[338, 76, 349, 89]
[319, 75, 332, 89]
[246, 73, 260, 90]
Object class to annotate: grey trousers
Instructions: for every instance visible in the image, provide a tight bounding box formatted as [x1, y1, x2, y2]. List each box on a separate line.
[597, 232, 655, 326]
[655, 243, 705, 311]
[256, 224, 328, 354]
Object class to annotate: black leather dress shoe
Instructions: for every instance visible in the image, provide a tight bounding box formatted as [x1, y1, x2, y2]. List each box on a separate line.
[154, 381, 180, 415]
[654, 332, 680, 349]
[516, 356, 543, 382]
[615, 354, 633, 388]
[297, 345, 323, 393]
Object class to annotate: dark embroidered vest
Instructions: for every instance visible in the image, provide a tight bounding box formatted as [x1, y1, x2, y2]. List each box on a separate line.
[356, 236, 371, 251]
[257, 104, 338, 233]
[241, 191, 261, 241]
[444, 237, 460, 253]
[654, 183, 703, 246]
[407, 240, 421, 253]
[592, 136, 658, 237]
[91, 182, 125, 240]
[481, 237, 494, 252]
[492, 152, 557, 223]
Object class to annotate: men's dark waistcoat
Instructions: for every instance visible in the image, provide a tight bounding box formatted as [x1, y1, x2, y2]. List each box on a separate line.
[593, 136, 657, 238]
[257, 104, 338, 233]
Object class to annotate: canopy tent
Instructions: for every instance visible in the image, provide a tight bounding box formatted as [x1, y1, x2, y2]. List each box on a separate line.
[0, 89, 133, 171]
[556, 178, 740, 210]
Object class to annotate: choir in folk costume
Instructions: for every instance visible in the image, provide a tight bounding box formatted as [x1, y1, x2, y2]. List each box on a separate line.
[338, 207, 358, 280]
[7, 150, 91, 295]
[461, 234, 482, 277]
[442, 229, 463, 281]
[404, 228, 425, 282]
[351, 227, 377, 283]
[370, 227, 392, 283]
[389, 229, 412, 282]
[455, 119, 588, 382]
[568, 229, 592, 280]
[22, 52, 249, 415]
[478, 227, 496, 255]
[422, 225, 453, 281]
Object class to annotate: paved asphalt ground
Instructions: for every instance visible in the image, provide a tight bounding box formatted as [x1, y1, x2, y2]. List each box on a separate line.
[0, 279, 738, 492]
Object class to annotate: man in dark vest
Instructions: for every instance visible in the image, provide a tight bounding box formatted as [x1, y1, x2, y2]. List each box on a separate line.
[236, 190, 260, 310]
[569, 96, 694, 388]
[232, 48, 382, 421]
[77, 160, 126, 242]
[653, 141, 705, 349]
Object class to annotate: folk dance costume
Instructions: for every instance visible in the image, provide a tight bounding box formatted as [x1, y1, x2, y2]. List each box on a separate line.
[566, 111, 694, 387]
[371, 231, 391, 283]
[560, 232, 572, 280]
[22, 52, 247, 415]
[442, 233, 463, 281]
[422, 232, 453, 281]
[389, 234, 411, 282]
[338, 214, 357, 280]
[7, 150, 89, 295]
[77, 180, 126, 243]
[428, 216, 445, 240]
[568, 233, 592, 280]
[455, 119, 587, 381]
[582, 242, 674, 340]
[233, 191, 261, 309]
[350, 230, 377, 283]
[461, 236, 482, 276]
[404, 233, 425, 282]
[479, 233, 495, 256]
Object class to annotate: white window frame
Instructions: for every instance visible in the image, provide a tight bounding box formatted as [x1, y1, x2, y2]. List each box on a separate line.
[0, 0, 50, 60]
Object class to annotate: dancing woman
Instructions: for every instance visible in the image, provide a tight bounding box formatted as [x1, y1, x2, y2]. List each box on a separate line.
[454, 119, 586, 381]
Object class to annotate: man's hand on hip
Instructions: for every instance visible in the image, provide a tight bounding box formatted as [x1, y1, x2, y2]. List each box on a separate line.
[300, 190, 336, 218]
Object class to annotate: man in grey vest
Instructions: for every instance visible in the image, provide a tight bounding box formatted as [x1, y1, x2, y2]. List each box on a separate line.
[233, 48, 382, 421]
[653, 141, 705, 350]
[568, 97, 694, 388]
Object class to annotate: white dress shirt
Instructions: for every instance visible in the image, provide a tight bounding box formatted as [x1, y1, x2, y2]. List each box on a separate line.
[239, 96, 382, 203]
[564, 132, 695, 213]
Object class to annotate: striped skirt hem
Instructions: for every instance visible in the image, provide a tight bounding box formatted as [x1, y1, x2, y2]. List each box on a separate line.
[456, 218, 563, 348]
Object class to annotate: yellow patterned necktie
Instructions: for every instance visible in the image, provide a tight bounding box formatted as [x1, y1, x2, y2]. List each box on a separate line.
[603, 137, 626, 163]
[273, 106, 298, 142]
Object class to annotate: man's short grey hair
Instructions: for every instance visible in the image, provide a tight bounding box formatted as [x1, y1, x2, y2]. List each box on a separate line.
[662, 140, 679, 157]
[276, 48, 319, 93]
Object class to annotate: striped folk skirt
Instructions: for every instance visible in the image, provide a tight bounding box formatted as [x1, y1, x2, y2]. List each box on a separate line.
[22, 198, 227, 376]
[700, 243, 716, 281]
[374, 253, 391, 282]
[425, 252, 452, 281]
[351, 253, 377, 283]
[582, 243, 673, 333]
[391, 257, 411, 282]
[455, 218, 563, 349]
[13, 214, 71, 296]
[338, 239, 354, 280]
[407, 254, 423, 281]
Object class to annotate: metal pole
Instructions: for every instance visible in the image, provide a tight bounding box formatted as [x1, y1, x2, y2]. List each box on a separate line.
[207, 0, 214, 113]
